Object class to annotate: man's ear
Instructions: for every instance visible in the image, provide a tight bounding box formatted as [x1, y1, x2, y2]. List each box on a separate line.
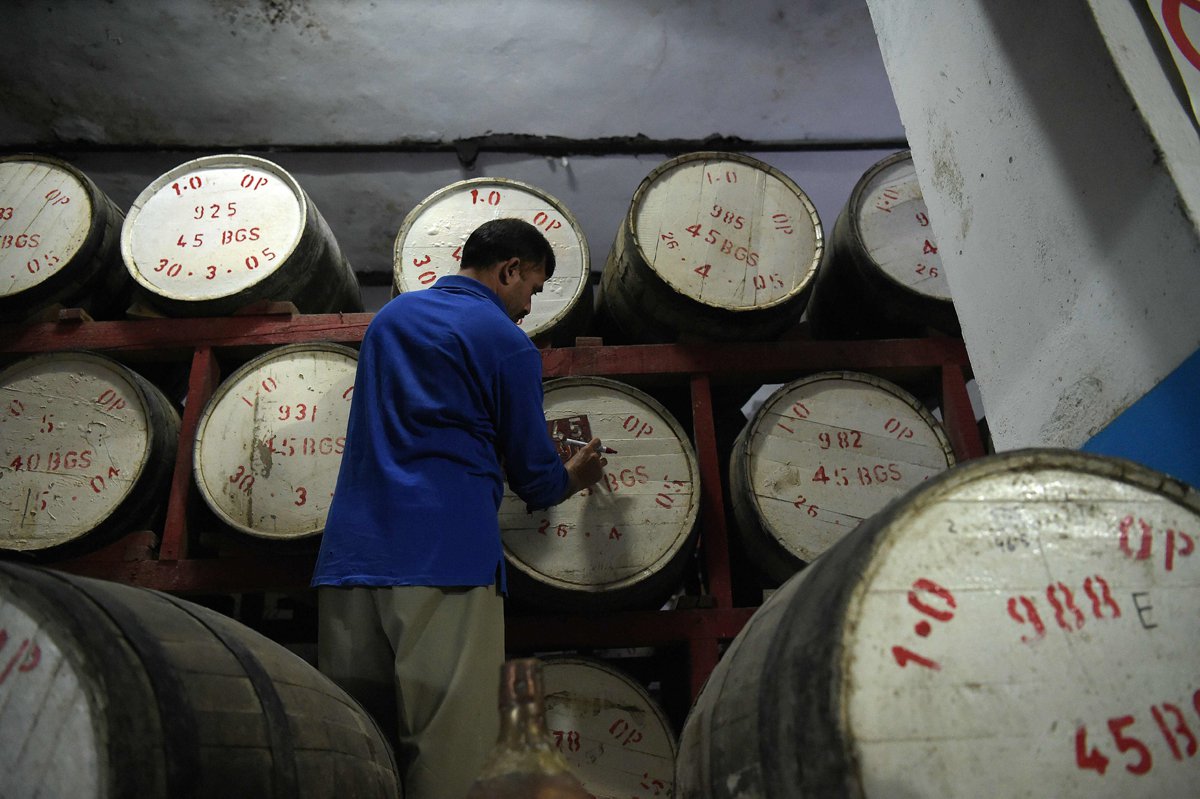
[497, 257, 520, 285]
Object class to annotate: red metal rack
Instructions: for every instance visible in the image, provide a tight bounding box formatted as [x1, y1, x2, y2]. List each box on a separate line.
[0, 310, 985, 700]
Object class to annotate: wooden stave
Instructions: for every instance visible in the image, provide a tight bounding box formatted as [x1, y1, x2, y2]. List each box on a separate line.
[728, 421, 798, 584]
[0, 561, 400, 798]
[270, 198, 363, 316]
[504, 524, 699, 613]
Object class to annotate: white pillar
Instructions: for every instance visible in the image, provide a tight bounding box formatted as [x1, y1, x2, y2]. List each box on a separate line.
[865, 0, 1200, 486]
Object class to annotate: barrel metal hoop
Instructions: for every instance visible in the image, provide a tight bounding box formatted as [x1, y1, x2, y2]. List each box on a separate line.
[73, 583, 204, 799]
[159, 592, 301, 799]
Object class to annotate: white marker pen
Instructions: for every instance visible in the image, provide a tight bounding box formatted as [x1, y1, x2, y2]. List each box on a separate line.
[562, 437, 618, 455]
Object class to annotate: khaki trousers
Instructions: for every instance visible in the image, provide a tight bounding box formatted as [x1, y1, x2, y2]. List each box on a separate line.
[318, 584, 504, 799]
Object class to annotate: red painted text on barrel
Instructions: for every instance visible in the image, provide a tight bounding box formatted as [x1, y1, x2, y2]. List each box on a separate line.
[1075, 688, 1200, 777]
[1118, 515, 1195, 572]
[0, 629, 42, 685]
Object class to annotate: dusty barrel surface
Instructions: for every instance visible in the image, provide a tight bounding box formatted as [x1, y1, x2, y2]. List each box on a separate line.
[120, 154, 362, 316]
[0, 154, 131, 321]
[597, 151, 822, 343]
[500, 377, 700, 611]
[0, 352, 179, 556]
[0, 561, 399, 799]
[392, 177, 592, 346]
[729, 371, 954, 582]
[677, 449, 1200, 798]
[541, 656, 677, 799]
[807, 150, 958, 338]
[193, 343, 357, 541]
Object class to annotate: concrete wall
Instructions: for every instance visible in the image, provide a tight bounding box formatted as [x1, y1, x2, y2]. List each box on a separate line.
[867, 0, 1200, 485]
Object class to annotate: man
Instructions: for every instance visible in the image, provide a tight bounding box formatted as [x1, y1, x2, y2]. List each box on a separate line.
[312, 218, 606, 799]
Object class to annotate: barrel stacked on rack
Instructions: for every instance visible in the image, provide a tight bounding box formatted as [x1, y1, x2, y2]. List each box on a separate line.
[0, 155, 131, 322]
[393, 177, 593, 347]
[121, 154, 362, 317]
[541, 656, 678, 797]
[0, 352, 179, 557]
[729, 371, 957, 583]
[597, 151, 824, 344]
[192, 343, 360, 542]
[806, 149, 959, 339]
[499, 377, 702, 612]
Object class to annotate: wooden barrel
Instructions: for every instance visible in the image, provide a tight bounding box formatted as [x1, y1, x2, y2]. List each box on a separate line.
[541, 656, 677, 799]
[192, 343, 358, 541]
[392, 177, 592, 346]
[596, 151, 823, 343]
[0, 561, 399, 798]
[807, 150, 959, 339]
[677, 449, 1200, 798]
[0, 154, 131, 321]
[500, 377, 700, 611]
[0, 352, 179, 557]
[120, 154, 362, 317]
[729, 371, 955, 583]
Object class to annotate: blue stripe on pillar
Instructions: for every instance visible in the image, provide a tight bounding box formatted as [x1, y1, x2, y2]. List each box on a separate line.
[1082, 346, 1200, 490]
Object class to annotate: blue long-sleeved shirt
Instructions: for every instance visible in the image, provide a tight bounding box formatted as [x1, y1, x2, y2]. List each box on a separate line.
[311, 275, 568, 591]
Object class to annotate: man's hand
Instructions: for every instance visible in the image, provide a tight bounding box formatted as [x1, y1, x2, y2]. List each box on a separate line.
[562, 437, 607, 501]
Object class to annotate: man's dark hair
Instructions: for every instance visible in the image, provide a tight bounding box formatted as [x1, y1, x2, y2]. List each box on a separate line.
[460, 217, 556, 278]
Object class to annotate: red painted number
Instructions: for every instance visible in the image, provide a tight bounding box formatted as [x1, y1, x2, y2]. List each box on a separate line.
[1108, 716, 1153, 775]
[891, 645, 940, 671]
[1076, 726, 1110, 775]
[1008, 575, 1120, 644]
[552, 729, 581, 752]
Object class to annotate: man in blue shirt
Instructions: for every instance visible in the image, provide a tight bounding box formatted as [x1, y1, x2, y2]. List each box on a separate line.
[313, 218, 605, 799]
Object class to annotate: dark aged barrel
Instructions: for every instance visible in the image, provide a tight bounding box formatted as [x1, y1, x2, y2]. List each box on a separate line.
[192, 343, 358, 541]
[541, 656, 678, 799]
[807, 150, 959, 339]
[392, 177, 593, 346]
[499, 377, 700, 611]
[0, 154, 131, 321]
[0, 561, 399, 798]
[677, 449, 1200, 798]
[120, 154, 362, 316]
[0, 352, 179, 557]
[597, 151, 822, 343]
[728, 371, 955, 583]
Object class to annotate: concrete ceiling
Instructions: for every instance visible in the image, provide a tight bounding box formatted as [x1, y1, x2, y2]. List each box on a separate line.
[1, 0, 901, 147]
[1, 0, 906, 306]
